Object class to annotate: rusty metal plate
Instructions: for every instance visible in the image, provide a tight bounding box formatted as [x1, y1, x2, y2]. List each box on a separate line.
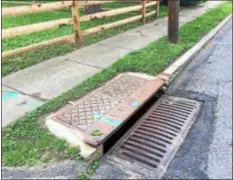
[97, 74, 147, 100]
[54, 93, 120, 131]
[50, 73, 156, 132]
[107, 95, 202, 179]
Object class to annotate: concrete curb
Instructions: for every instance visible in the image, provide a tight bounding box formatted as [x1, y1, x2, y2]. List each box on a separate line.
[162, 14, 232, 85]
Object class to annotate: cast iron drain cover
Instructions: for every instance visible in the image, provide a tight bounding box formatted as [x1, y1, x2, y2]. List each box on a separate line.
[55, 93, 120, 130]
[107, 95, 202, 179]
[50, 73, 154, 131]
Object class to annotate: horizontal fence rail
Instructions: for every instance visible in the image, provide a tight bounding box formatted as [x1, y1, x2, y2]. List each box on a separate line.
[2, 1, 115, 17]
[2, 1, 73, 17]
[2, 1, 33, 5]
[2, 18, 73, 39]
[2, 0, 160, 59]
[2, 35, 74, 58]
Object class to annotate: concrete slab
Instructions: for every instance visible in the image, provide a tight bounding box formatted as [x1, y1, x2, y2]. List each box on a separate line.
[179, 16, 196, 24]
[125, 16, 193, 39]
[179, 1, 222, 18]
[2, 86, 45, 126]
[127, 22, 167, 38]
[45, 118, 100, 160]
[65, 43, 111, 62]
[2, 57, 100, 100]
[124, 18, 168, 38]
[99, 33, 157, 51]
[66, 43, 132, 69]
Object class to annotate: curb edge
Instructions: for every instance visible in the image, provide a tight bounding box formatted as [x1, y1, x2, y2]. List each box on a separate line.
[162, 14, 232, 85]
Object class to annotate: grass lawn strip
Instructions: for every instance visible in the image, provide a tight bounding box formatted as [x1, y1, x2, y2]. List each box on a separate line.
[2, 4, 168, 77]
[2, 2, 232, 167]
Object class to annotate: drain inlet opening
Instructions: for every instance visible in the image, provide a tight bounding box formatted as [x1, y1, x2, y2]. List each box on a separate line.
[99, 94, 202, 179]
[103, 89, 164, 154]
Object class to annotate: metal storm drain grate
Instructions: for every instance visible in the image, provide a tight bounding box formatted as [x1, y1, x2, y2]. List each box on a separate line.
[109, 95, 202, 179]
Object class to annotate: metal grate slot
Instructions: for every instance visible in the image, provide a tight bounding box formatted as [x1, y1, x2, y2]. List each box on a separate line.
[144, 119, 182, 130]
[157, 106, 192, 115]
[143, 121, 179, 133]
[141, 123, 177, 137]
[161, 101, 194, 108]
[134, 129, 172, 144]
[131, 134, 168, 149]
[121, 151, 159, 168]
[152, 112, 186, 122]
[163, 101, 196, 109]
[148, 116, 184, 126]
[138, 126, 174, 140]
[128, 136, 167, 153]
[112, 95, 201, 179]
[156, 107, 191, 116]
[122, 145, 161, 162]
[152, 111, 188, 121]
[123, 140, 164, 158]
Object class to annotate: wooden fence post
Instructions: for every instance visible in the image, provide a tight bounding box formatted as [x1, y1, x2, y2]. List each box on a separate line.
[141, 0, 146, 24]
[72, 0, 83, 46]
[156, 0, 160, 18]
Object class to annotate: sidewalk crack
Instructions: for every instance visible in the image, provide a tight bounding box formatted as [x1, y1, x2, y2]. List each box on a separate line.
[64, 58, 102, 70]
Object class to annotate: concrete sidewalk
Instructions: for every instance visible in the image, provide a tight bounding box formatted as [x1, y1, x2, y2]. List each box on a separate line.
[2, 1, 222, 126]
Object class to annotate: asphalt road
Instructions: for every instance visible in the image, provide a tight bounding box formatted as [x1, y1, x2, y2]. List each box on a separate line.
[164, 19, 232, 179]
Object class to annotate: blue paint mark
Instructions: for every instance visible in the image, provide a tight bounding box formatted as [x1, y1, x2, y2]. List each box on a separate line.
[92, 112, 104, 120]
[101, 116, 121, 126]
[2, 92, 18, 101]
[92, 112, 121, 126]
[130, 101, 141, 107]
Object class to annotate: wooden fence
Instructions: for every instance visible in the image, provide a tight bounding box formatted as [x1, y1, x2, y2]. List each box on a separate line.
[2, 0, 160, 59]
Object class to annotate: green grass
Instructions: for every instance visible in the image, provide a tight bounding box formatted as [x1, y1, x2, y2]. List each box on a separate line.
[2, 2, 232, 167]
[2, 3, 168, 77]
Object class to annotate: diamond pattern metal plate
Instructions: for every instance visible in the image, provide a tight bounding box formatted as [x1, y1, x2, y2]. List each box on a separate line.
[54, 93, 120, 130]
[52, 73, 150, 131]
[98, 74, 147, 100]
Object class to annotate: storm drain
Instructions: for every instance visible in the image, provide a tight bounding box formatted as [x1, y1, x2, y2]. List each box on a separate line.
[108, 95, 202, 179]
